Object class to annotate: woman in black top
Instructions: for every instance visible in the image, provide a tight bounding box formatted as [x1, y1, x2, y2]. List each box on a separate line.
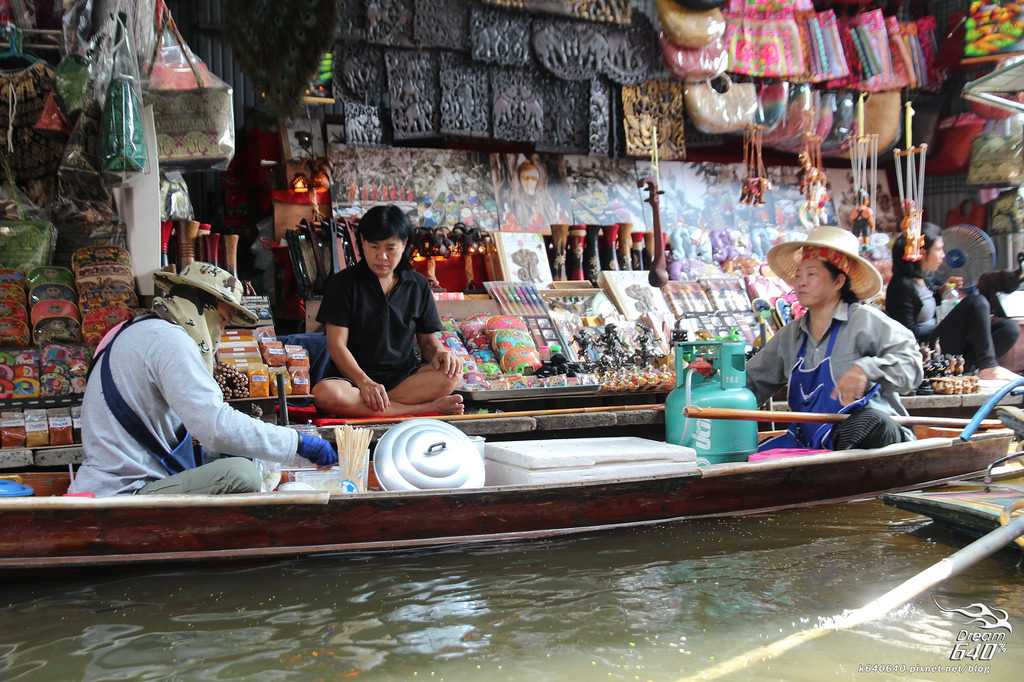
[885, 223, 1020, 380]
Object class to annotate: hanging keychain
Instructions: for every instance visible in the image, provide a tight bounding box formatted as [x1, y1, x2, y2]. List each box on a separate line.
[740, 125, 770, 206]
[849, 93, 878, 247]
[894, 101, 927, 262]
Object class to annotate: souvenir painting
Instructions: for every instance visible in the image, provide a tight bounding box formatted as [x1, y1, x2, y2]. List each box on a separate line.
[493, 232, 554, 286]
[281, 118, 326, 162]
[600, 270, 672, 320]
[564, 155, 645, 226]
[490, 153, 572, 232]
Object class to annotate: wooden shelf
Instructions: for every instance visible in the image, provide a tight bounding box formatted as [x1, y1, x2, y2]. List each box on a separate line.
[961, 51, 1024, 67]
[303, 96, 335, 105]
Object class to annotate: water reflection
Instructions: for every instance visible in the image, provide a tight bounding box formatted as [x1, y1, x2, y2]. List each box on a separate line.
[0, 501, 1020, 681]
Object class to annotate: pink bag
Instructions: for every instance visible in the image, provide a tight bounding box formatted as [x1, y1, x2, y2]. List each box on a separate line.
[725, 15, 806, 78]
[852, 10, 901, 92]
[660, 33, 729, 81]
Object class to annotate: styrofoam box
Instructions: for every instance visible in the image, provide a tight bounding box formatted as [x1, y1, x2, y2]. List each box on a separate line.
[484, 437, 699, 486]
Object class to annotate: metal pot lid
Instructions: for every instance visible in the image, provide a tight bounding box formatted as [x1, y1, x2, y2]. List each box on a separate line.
[373, 418, 485, 491]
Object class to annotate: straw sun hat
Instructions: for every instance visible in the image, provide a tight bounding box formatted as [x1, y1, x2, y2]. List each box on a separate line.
[767, 226, 883, 301]
[153, 262, 258, 326]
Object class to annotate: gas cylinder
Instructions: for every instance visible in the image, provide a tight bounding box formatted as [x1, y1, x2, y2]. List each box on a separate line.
[665, 338, 758, 464]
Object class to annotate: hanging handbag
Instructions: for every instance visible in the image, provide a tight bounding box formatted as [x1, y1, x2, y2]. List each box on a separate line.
[851, 10, 901, 92]
[967, 121, 1024, 187]
[660, 33, 728, 81]
[725, 15, 806, 78]
[803, 10, 849, 82]
[100, 14, 148, 174]
[145, 12, 236, 170]
[928, 113, 986, 175]
[656, 0, 726, 49]
[684, 75, 757, 134]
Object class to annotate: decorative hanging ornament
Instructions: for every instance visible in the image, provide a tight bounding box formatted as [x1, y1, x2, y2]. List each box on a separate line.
[797, 132, 828, 228]
[894, 101, 928, 262]
[848, 93, 878, 247]
[740, 125, 770, 206]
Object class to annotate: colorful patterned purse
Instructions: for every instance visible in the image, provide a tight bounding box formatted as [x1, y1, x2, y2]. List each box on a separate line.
[725, 15, 806, 78]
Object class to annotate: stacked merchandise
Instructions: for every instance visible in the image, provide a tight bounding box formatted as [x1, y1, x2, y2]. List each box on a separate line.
[215, 329, 311, 399]
[73, 246, 138, 348]
[0, 262, 98, 401]
[1, 406, 81, 449]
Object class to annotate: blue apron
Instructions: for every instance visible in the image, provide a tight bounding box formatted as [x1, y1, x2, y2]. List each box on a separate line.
[87, 315, 200, 475]
[758, 319, 880, 451]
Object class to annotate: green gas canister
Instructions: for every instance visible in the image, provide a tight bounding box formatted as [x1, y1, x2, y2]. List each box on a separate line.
[665, 338, 758, 464]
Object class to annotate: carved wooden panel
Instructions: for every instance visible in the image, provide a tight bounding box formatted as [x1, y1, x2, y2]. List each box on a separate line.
[589, 78, 610, 156]
[344, 101, 384, 146]
[439, 54, 490, 137]
[533, 19, 608, 81]
[385, 50, 438, 139]
[491, 68, 544, 142]
[602, 12, 659, 86]
[365, 0, 414, 47]
[538, 78, 588, 153]
[470, 7, 531, 66]
[414, 0, 469, 50]
[337, 0, 366, 41]
[481, 0, 630, 26]
[621, 80, 686, 161]
[336, 44, 386, 104]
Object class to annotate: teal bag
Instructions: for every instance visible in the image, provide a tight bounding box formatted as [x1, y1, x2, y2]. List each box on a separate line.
[100, 15, 148, 174]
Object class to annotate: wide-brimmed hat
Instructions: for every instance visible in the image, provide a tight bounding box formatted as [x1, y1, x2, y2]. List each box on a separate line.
[767, 226, 883, 301]
[153, 262, 258, 326]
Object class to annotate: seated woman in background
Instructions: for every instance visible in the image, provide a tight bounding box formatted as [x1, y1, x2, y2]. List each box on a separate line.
[748, 226, 923, 452]
[885, 223, 1020, 381]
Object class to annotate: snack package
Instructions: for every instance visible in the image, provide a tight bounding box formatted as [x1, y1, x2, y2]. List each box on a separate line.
[268, 366, 292, 396]
[48, 415, 74, 447]
[0, 415, 26, 449]
[24, 409, 49, 448]
[246, 365, 270, 398]
[260, 340, 286, 367]
[289, 367, 310, 396]
[285, 345, 310, 369]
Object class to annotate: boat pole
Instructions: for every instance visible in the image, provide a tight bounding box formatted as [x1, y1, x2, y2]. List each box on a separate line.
[678, 513, 1024, 682]
[684, 406, 1004, 431]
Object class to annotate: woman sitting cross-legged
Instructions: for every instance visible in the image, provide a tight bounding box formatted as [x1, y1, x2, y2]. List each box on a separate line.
[885, 223, 1020, 381]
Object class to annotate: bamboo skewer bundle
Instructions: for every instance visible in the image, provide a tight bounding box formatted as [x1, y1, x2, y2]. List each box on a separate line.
[334, 425, 373, 492]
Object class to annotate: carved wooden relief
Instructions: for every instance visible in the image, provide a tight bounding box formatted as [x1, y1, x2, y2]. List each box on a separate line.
[414, 0, 469, 50]
[621, 80, 686, 161]
[471, 7, 531, 66]
[533, 19, 608, 81]
[336, 44, 385, 104]
[337, 0, 366, 41]
[589, 78, 610, 156]
[602, 12, 659, 85]
[344, 101, 384, 146]
[385, 51, 438, 139]
[439, 54, 490, 137]
[481, 0, 630, 26]
[538, 78, 588, 153]
[491, 68, 544, 142]
[365, 0, 414, 47]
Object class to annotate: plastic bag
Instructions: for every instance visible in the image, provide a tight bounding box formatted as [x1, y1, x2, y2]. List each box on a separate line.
[55, 54, 90, 115]
[100, 14, 148, 175]
[160, 171, 193, 221]
[145, 13, 235, 170]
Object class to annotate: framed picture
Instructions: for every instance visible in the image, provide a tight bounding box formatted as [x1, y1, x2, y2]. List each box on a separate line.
[281, 118, 326, 162]
[492, 232, 553, 286]
[662, 281, 714, 317]
[599, 271, 672, 320]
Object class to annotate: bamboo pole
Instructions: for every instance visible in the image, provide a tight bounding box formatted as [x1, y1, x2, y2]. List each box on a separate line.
[685, 407, 1004, 431]
[338, 403, 667, 426]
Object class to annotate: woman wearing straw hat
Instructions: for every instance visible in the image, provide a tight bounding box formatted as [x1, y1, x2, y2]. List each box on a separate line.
[747, 226, 924, 452]
[69, 263, 338, 497]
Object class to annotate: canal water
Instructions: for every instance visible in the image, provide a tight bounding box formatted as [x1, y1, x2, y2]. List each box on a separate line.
[1, 500, 1020, 681]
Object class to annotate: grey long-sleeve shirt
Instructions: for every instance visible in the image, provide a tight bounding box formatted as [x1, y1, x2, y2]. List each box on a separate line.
[70, 318, 304, 496]
[746, 302, 924, 420]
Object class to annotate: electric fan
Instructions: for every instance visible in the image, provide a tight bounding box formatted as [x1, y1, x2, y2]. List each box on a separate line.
[935, 224, 996, 290]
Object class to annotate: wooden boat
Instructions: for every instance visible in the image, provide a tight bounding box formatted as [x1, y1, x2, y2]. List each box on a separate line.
[0, 429, 1013, 573]
[883, 459, 1024, 551]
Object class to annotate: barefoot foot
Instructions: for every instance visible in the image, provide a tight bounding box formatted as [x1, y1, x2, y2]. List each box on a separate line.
[430, 394, 465, 415]
[979, 365, 1022, 381]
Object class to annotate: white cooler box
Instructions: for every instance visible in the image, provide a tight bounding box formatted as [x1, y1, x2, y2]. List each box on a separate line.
[484, 437, 699, 486]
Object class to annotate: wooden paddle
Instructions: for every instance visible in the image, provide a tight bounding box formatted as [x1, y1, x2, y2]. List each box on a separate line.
[685, 406, 1005, 431]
